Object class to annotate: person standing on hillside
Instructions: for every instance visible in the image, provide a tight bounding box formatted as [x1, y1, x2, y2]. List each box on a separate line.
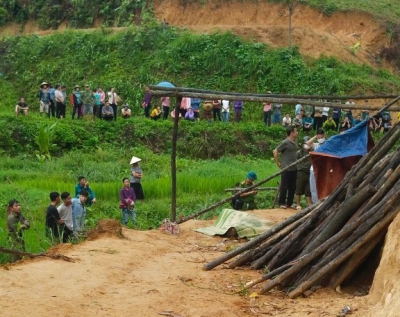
[55, 84, 65, 119]
[212, 99, 222, 121]
[221, 99, 230, 123]
[92, 89, 100, 121]
[273, 125, 298, 209]
[39, 82, 50, 117]
[263, 100, 272, 126]
[272, 102, 282, 125]
[98, 87, 106, 119]
[7, 199, 30, 262]
[82, 84, 95, 122]
[233, 100, 243, 122]
[48, 84, 56, 118]
[72, 85, 83, 119]
[108, 87, 119, 121]
[161, 96, 171, 120]
[142, 85, 152, 118]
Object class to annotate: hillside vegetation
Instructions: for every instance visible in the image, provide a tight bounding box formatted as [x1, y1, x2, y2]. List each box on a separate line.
[0, 0, 399, 30]
[1, 22, 400, 110]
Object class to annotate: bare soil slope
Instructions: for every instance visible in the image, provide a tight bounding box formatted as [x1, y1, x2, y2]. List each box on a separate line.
[0, 209, 371, 317]
[154, 0, 388, 67]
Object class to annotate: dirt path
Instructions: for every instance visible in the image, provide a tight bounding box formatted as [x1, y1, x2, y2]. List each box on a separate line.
[0, 209, 369, 317]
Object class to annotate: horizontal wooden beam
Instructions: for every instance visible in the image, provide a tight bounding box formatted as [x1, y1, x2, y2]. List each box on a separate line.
[148, 85, 399, 100]
[149, 89, 400, 111]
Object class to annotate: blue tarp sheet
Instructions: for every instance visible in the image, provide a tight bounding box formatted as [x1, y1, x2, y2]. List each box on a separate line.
[310, 120, 374, 199]
[314, 121, 370, 158]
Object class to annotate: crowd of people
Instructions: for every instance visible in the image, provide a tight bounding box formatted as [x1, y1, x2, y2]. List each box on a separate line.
[16, 82, 129, 121]
[15, 83, 398, 131]
[262, 99, 395, 134]
[6, 157, 146, 262]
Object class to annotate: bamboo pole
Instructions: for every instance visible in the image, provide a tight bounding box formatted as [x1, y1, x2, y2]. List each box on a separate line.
[150, 90, 400, 111]
[288, 196, 400, 298]
[224, 187, 277, 192]
[177, 155, 309, 224]
[327, 229, 386, 289]
[259, 184, 399, 294]
[170, 94, 181, 222]
[148, 85, 399, 100]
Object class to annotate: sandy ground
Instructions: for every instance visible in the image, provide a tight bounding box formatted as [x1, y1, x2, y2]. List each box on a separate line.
[0, 208, 370, 317]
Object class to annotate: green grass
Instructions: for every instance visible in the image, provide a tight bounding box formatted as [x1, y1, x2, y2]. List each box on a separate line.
[0, 150, 279, 263]
[307, 0, 400, 22]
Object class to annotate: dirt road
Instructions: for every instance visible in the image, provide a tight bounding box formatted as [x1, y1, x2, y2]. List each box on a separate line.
[0, 209, 370, 317]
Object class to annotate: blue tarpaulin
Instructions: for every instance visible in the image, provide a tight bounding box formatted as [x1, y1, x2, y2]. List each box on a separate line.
[310, 120, 374, 199]
[314, 121, 371, 158]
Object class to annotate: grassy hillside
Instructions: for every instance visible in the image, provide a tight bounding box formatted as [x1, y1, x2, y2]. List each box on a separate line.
[0, 0, 399, 30]
[0, 22, 399, 111]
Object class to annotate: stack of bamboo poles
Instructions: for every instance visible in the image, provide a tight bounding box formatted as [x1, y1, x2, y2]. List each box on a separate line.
[204, 122, 400, 298]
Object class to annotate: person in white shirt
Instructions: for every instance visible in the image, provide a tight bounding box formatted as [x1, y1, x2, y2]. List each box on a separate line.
[282, 113, 292, 127]
[221, 100, 230, 122]
[54, 84, 65, 119]
[107, 87, 119, 121]
[322, 105, 330, 123]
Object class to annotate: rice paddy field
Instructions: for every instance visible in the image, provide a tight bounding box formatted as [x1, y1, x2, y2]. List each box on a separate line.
[0, 146, 279, 263]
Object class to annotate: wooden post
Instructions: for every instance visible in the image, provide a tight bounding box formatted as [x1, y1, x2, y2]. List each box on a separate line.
[170, 93, 181, 222]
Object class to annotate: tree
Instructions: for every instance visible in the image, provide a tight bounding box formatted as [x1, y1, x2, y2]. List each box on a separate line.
[284, 0, 307, 47]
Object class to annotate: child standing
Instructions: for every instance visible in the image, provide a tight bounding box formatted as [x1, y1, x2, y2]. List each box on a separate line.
[120, 178, 137, 227]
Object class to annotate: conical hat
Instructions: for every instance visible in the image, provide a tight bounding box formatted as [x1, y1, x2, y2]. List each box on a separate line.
[130, 156, 141, 164]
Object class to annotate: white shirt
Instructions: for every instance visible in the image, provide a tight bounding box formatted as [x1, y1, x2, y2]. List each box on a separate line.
[107, 91, 118, 104]
[55, 89, 65, 103]
[322, 107, 330, 116]
[283, 117, 292, 125]
[222, 100, 230, 112]
[58, 204, 73, 230]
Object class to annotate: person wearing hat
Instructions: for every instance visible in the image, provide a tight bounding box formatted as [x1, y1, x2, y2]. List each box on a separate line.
[39, 82, 50, 117]
[184, 106, 195, 121]
[81, 84, 95, 121]
[71, 85, 83, 119]
[121, 104, 131, 119]
[233, 171, 258, 211]
[295, 136, 313, 210]
[130, 156, 144, 200]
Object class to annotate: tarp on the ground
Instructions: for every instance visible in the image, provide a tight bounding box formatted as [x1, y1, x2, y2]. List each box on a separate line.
[195, 209, 275, 239]
[310, 121, 374, 200]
